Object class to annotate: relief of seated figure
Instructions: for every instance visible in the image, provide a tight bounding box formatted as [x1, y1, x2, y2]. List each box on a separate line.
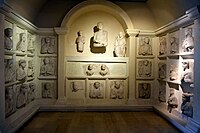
[16, 59, 26, 81]
[181, 93, 193, 117]
[5, 86, 15, 117]
[110, 81, 124, 99]
[167, 88, 178, 113]
[93, 22, 108, 47]
[138, 37, 152, 56]
[27, 60, 35, 77]
[16, 33, 26, 52]
[114, 32, 126, 57]
[40, 58, 55, 76]
[182, 28, 194, 52]
[42, 82, 54, 98]
[16, 84, 28, 109]
[41, 37, 56, 54]
[5, 59, 16, 83]
[4, 28, 13, 50]
[89, 82, 104, 99]
[158, 63, 166, 79]
[27, 83, 36, 103]
[138, 60, 152, 77]
[138, 83, 151, 99]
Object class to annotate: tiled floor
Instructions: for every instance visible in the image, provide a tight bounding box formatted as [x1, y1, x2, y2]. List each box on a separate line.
[18, 111, 182, 133]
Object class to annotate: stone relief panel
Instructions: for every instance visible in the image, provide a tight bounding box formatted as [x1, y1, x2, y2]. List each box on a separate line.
[16, 84, 28, 109]
[89, 81, 104, 99]
[40, 58, 56, 77]
[27, 33, 36, 54]
[182, 27, 194, 53]
[16, 33, 26, 52]
[167, 88, 178, 113]
[181, 92, 193, 117]
[16, 59, 27, 81]
[40, 36, 56, 54]
[169, 63, 179, 81]
[70, 81, 84, 92]
[75, 30, 85, 53]
[158, 82, 166, 102]
[159, 37, 167, 56]
[4, 58, 16, 83]
[5, 86, 15, 117]
[27, 60, 35, 78]
[85, 64, 109, 76]
[42, 82, 56, 99]
[137, 59, 153, 79]
[137, 82, 151, 99]
[114, 32, 126, 57]
[170, 37, 179, 54]
[138, 37, 153, 56]
[158, 62, 166, 79]
[27, 83, 36, 103]
[110, 81, 124, 99]
[4, 28, 13, 51]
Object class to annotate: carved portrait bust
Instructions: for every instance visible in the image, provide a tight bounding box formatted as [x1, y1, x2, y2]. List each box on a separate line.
[4, 28, 13, 51]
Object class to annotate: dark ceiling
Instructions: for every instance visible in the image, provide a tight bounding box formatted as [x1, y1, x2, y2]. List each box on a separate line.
[110, 0, 147, 2]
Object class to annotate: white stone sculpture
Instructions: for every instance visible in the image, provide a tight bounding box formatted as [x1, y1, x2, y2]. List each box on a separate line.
[16, 59, 26, 81]
[169, 64, 178, 81]
[114, 32, 126, 57]
[41, 37, 56, 54]
[170, 37, 179, 54]
[182, 28, 194, 52]
[93, 22, 108, 47]
[181, 93, 193, 117]
[42, 82, 55, 98]
[27, 60, 35, 77]
[158, 63, 166, 79]
[27, 34, 35, 53]
[138, 60, 152, 77]
[99, 64, 109, 76]
[70, 81, 83, 92]
[167, 88, 178, 113]
[40, 58, 56, 76]
[138, 83, 151, 99]
[86, 64, 95, 76]
[75, 30, 85, 52]
[110, 81, 124, 99]
[16, 33, 26, 52]
[159, 37, 167, 55]
[4, 28, 13, 50]
[138, 37, 152, 56]
[89, 81, 104, 99]
[5, 59, 16, 83]
[5, 86, 15, 117]
[27, 83, 36, 103]
[16, 84, 28, 109]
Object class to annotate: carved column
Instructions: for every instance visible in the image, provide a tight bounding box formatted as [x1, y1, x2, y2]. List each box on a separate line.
[0, 13, 5, 132]
[126, 29, 139, 104]
[54, 27, 68, 104]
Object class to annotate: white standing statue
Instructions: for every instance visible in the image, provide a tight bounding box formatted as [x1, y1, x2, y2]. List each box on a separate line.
[93, 22, 108, 47]
[75, 30, 85, 52]
[182, 28, 194, 52]
[16, 33, 26, 52]
[4, 28, 13, 50]
[16, 59, 26, 81]
[114, 32, 126, 57]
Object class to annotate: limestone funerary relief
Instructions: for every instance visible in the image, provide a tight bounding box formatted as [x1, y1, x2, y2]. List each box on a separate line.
[114, 32, 126, 57]
[85, 64, 109, 76]
[99, 64, 109, 76]
[16, 84, 28, 109]
[182, 28, 194, 53]
[27, 34, 36, 53]
[41, 36, 56, 54]
[27, 60, 35, 78]
[167, 88, 178, 113]
[138, 83, 151, 99]
[138, 37, 152, 56]
[42, 82, 56, 98]
[27, 83, 36, 103]
[181, 93, 193, 117]
[169, 64, 178, 81]
[158, 62, 166, 79]
[158, 82, 166, 102]
[110, 81, 124, 99]
[4, 28, 13, 51]
[159, 37, 167, 55]
[137, 60, 152, 78]
[75, 30, 85, 53]
[70, 81, 84, 92]
[16, 59, 26, 81]
[5, 58, 16, 83]
[16, 33, 26, 52]
[89, 81, 104, 99]
[40, 58, 56, 77]
[5, 86, 15, 117]
[170, 37, 179, 54]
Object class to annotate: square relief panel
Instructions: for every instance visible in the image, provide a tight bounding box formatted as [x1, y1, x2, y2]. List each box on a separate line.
[136, 59, 154, 79]
[87, 80, 105, 99]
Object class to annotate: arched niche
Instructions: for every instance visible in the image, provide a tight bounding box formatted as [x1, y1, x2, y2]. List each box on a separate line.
[61, 1, 133, 57]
